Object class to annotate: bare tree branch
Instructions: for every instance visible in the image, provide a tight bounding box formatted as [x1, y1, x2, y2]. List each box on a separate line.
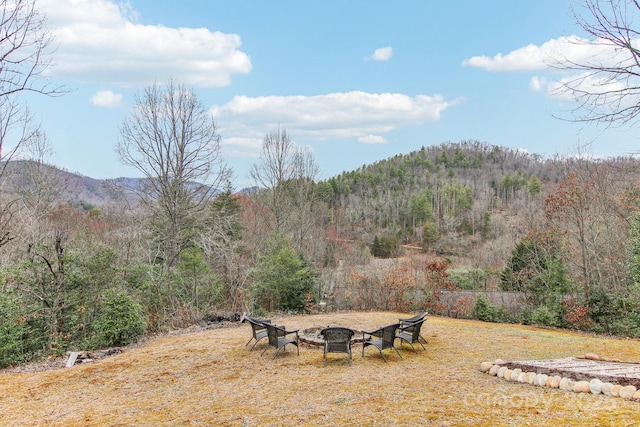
[554, 0, 640, 126]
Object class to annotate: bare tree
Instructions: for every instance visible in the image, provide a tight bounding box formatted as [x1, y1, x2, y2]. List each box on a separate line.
[116, 79, 231, 269]
[555, 0, 640, 126]
[249, 128, 299, 233]
[0, 0, 65, 248]
[249, 128, 322, 255]
[18, 127, 66, 213]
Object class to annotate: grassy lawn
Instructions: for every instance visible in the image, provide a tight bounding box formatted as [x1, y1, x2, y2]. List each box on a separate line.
[2, 311, 640, 426]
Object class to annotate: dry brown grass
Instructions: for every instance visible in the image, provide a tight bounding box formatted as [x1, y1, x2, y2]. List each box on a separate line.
[2, 312, 640, 426]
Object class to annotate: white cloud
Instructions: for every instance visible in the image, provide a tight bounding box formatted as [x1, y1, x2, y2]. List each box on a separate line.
[529, 76, 546, 92]
[358, 135, 387, 144]
[368, 46, 393, 61]
[90, 90, 123, 108]
[212, 91, 464, 156]
[461, 36, 607, 72]
[221, 137, 262, 158]
[39, 0, 251, 87]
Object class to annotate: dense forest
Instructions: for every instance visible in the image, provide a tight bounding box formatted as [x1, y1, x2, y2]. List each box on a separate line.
[2, 136, 640, 368]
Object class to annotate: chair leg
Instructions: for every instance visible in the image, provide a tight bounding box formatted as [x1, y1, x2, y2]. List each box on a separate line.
[245, 337, 254, 347]
[273, 347, 283, 359]
[394, 346, 403, 359]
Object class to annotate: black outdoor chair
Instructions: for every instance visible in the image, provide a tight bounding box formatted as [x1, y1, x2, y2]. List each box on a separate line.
[396, 318, 427, 353]
[261, 323, 300, 358]
[361, 323, 402, 362]
[319, 327, 355, 366]
[242, 316, 272, 350]
[399, 311, 428, 344]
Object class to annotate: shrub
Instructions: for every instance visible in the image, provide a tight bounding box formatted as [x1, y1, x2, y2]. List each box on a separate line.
[472, 295, 513, 323]
[93, 292, 146, 348]
[531, 305, 558, 327]
[473, 296, 498, 322]
[0, 292, 30, 368]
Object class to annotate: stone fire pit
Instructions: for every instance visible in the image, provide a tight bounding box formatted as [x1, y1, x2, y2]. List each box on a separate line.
[298, 326, 364, 346]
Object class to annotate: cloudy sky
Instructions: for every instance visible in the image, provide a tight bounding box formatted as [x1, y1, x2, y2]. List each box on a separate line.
[21, 0, 640, 187]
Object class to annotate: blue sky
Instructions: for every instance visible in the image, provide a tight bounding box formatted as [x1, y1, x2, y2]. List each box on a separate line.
[22, 0, 640, 188]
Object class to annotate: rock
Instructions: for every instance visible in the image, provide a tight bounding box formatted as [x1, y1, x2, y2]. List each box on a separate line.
[522, 372, 534, 384]
[559, 377, 573, 391]
[537, 374, 548, 387]
[494, 358, 505, 364]
[589, 378, 603, 395]
[517, 372, 526, 383]
[546, 375, 557, 388]
[480, 362, 493, 373]
[634, 389, 640, 401]
[550, 375, 562, 388]
[601, 382, 614, 396]
[527, 372, 537, 385]
[619, 385, 637, 399]
[503, 369, 512, 380]
[610, 384, 622, 397]
[489, 365, 500, 376]
[510, 368, 522, 381]
[573, 381, 591, 393]
[497, 367, 508, 378]
[584, 353, 600, 360]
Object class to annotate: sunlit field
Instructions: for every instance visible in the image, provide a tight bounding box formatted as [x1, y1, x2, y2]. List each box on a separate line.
[2, 311, 640, 426]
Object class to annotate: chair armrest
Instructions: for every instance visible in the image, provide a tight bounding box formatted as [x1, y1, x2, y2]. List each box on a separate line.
[278, 327, 299, 337]
[361, 328, 383, 339]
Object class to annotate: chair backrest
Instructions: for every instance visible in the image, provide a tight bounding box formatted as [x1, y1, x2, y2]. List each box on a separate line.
[379, 323, 400, 350]
[405, 318, 425, 341]
[400, 312, 427, 324]
[246, 317, 271, 336]
[320, 327, 354, 352]
[265, 323, 285, 347]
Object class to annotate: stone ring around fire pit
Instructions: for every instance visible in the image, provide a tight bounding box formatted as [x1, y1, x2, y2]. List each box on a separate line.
[298, 326, 364, 346]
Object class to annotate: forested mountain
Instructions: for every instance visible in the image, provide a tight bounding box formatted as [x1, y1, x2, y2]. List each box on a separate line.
[319, 141, 552, 263]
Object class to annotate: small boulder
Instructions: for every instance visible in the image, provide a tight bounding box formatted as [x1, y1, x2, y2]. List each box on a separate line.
[510, 368, 522, 381]
[589, 378, 603, 395]
[550, 375, 562, 389]
[559, 377, 573, 391]
[601, 382, 614, 396]
[573, 381, 591, 393]
[497, 367, 508, 378]
[527, 372, 537, 385]
[610, 384, 623, 397]
[489, 364, 500, 376]
[584, 353, 601, 360]
[480, 362, 493, 373]
[545, 375, 556, 388]
[619, 385, 637, 399]
[537, 374, 548, 387]
[503, 369, 512, 380]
